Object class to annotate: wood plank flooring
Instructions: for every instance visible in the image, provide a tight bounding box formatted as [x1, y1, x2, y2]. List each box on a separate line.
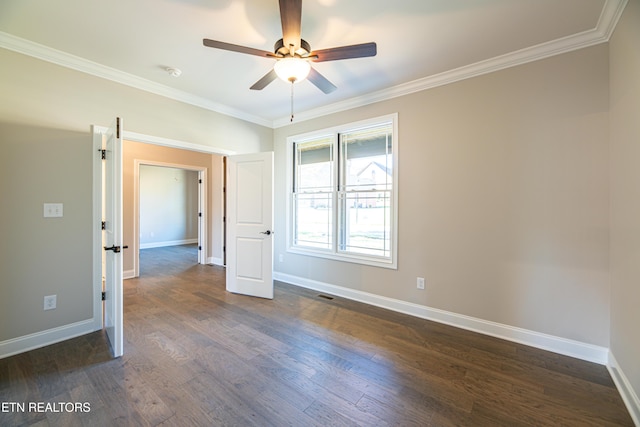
[0, 244, 634, 426]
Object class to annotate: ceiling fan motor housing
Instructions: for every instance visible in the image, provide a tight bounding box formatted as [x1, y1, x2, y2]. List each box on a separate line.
[275, 38, 311, 57]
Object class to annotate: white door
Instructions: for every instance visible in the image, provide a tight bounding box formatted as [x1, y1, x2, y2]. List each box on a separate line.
[226, 152, 274, 299]
[103, 117, 124, 357]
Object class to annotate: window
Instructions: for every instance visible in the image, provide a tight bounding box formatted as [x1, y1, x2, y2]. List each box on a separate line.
[287, 114, 397, 268]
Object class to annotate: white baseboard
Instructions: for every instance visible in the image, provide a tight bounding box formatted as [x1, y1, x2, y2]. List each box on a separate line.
[209, 257, 224, 266]
[608, 352, 640, 426]
[0, 319, 99, 360]
[139, 239, 198, 249]
[123, 269, 136, 280]
[273, 272, 609, 365]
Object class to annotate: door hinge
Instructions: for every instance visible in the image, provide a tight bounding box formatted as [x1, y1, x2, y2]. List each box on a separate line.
[199, 179, 202, 184]
[99, 149, 106, 160]
[101, 221, 106, 230]
[198, 212, 202, 217]
[101, 291, 106, 301]
[198, 246, 202, 251]
[116, 117, 120, 139]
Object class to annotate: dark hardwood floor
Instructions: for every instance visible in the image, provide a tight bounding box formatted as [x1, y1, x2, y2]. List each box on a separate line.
[0, 244, 633, 426]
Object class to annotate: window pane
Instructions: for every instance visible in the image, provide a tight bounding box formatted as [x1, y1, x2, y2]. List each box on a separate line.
[341, 123, 392, 192]
[293, 136, 334, 250]
[293, 193, 332, 250]
[339, 123, 393, 258]
[295, 137, 333, 192]
[339, 191, 391, 258]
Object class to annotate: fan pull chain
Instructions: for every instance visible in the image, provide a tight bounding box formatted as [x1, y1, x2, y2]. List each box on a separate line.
[290, 81, 295, 122]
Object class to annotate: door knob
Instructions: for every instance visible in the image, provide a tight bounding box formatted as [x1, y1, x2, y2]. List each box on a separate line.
[260, 230, 272, 235]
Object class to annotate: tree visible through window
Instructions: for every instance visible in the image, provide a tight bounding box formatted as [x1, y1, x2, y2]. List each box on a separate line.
[289, 116, 397, 268]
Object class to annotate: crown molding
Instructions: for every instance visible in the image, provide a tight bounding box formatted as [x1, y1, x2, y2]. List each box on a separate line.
[273, 0, 628, 128]
[0, 31, 272, 128]
[0, 0, 627, 130]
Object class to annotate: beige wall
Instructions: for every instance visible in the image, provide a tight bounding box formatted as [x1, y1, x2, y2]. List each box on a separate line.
[609, 0, 640, 412]
[139, 166, 199, 246]
[0, 123, 93, 340]
[123, 141, 224, 274]
[0, 47, 271, 344]
[274, 43, 610, 346]
[0, 48, 273, 154]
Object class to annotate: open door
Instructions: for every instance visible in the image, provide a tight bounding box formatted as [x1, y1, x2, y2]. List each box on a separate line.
[226, 152, 274, 299]
[103, 117, 124, 357]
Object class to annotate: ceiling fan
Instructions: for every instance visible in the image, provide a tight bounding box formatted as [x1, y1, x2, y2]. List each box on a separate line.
[202, 0, 377, 95]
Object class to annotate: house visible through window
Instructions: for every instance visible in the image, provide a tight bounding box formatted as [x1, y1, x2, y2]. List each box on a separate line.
[288, 114, 397, 269]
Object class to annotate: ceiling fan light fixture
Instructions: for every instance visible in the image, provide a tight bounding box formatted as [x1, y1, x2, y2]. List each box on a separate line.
[274, 57, 311, 83]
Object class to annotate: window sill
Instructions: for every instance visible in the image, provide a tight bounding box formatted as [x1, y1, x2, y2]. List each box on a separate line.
[286, 246, 397, 270]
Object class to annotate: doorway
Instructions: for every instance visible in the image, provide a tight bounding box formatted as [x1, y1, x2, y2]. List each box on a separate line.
[93, 124, 231, 356]
[134, 161, 206, 277]
[122, 138, 228, 279]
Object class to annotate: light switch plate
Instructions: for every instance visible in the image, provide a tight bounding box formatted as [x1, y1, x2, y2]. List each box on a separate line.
[44, 203, 63, 218]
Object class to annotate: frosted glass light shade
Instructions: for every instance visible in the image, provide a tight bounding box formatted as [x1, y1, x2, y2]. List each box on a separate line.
[274, 57, 311, 83]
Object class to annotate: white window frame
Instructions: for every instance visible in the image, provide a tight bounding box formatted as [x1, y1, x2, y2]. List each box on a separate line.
[286, 113, 398, 269]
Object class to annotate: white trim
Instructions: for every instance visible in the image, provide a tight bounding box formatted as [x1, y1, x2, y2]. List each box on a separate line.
[608, 352, 640, 426]
[216, 155, 227, 268]
[123, 269, 136, 280]
[140, 239, 198, 249]
[273, 272, 610, 365]
[0, 319, 98, 360]
[598, 0, 630, 40]
[197, 169, 207, 266]
[0, 0, 627, 129]
[124, 130, 236, 156]
[91, 126, 104, 335]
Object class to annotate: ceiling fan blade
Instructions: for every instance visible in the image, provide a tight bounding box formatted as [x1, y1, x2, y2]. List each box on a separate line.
[250, 69, 278, 90]
[308, 67, 337, 94]
[279, 0, 302, 51]
[310, 42, 377, 62]
[203, 39, 276, 58]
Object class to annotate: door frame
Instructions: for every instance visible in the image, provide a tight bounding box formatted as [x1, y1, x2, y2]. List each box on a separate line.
[132, 160, 207, 278]
[91, 126, 106, 332]
[91, 127, 234, 334]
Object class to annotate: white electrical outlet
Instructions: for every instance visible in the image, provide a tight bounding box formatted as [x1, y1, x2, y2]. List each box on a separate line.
[417, 277, 425, 290]
[44, 295, 57, 310]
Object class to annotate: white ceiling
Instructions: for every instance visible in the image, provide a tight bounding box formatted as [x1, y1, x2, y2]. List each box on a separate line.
[0, 0, 627, 127]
